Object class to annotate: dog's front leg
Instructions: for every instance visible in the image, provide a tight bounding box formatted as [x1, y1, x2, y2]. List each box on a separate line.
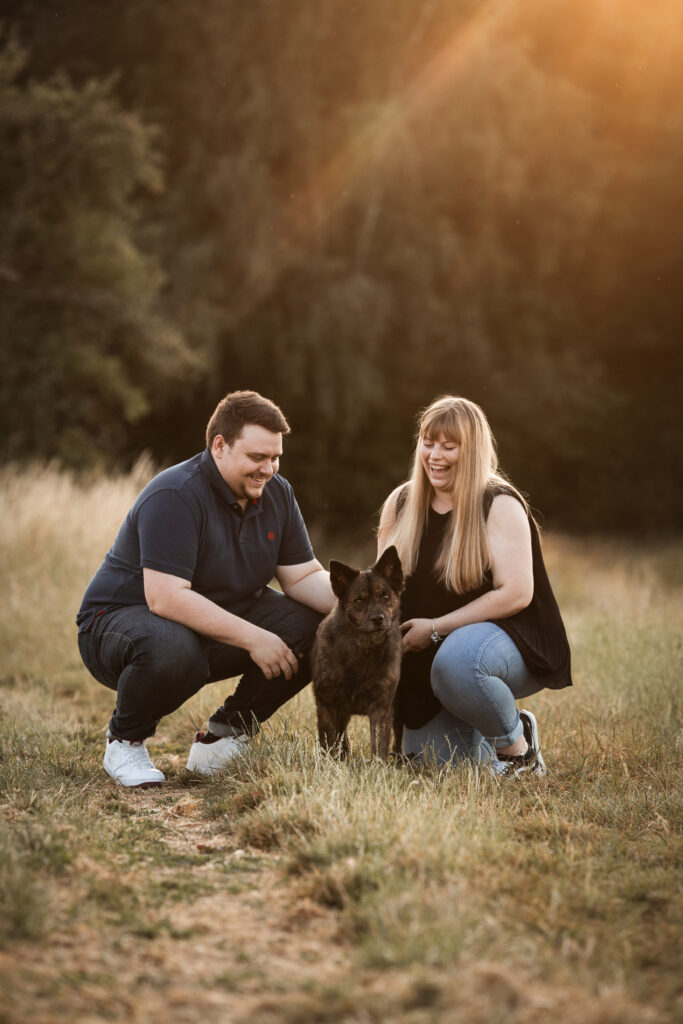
[369, 709, 392, 760]
[317, 705, 351, 758]
[392, 701, 404, 755]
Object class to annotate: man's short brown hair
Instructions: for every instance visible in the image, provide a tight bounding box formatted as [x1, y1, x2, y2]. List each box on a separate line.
[205, 390, 291, 448]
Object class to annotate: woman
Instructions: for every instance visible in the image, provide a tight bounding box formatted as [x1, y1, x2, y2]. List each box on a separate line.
[377, 395, 572, 773]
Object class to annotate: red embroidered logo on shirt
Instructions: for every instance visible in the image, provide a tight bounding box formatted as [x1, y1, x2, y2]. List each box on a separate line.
[268, 532, 275, 540]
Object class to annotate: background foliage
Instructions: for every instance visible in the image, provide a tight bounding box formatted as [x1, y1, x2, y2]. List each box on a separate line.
[1, 1, 681, 532]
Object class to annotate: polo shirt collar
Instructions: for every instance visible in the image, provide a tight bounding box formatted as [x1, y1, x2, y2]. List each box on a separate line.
[199, 447, 263, 515]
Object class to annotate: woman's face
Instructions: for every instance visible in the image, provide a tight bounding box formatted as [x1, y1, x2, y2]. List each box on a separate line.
[420, 431, 460, 492]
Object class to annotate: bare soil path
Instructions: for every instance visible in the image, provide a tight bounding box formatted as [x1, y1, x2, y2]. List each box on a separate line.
[0, 788, 351, 1024]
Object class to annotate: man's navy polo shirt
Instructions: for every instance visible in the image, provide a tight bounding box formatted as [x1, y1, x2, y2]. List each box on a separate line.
[77, 449, 315, 631]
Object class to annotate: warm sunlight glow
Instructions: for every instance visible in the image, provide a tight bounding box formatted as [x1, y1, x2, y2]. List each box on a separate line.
[226, 0, 682, 334]
[228, 2, 501, 328]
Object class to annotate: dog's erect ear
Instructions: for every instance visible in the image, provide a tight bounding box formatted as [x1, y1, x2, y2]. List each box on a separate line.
[329, 560, 360, 599]
[372, 545, 404, 594]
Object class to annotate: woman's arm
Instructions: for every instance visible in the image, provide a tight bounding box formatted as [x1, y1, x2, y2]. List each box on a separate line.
[400, 494, 534, 653]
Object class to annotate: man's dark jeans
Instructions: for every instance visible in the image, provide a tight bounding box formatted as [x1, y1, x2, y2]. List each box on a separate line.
[77, 588, 323, 741]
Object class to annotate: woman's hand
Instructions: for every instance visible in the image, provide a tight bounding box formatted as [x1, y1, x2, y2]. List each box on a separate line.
[400, 618, 434, 652]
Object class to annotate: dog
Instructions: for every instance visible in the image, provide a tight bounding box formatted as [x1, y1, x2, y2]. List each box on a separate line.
[312, 545, 404, 759]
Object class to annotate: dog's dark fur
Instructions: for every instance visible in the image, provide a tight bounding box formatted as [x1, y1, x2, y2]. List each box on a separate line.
[312, 546, 404, 759]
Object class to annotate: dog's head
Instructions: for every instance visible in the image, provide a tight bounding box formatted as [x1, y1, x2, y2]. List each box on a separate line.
[329, 546, 404, 638]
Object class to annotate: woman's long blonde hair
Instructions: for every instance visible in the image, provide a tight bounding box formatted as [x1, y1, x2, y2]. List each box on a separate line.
[381, 396, 528, 593]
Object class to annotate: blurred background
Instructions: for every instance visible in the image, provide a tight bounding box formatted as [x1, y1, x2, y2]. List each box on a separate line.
[0, 0, 681, 536]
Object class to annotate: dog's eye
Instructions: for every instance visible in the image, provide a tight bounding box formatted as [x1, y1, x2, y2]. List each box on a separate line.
[353, 596, 366, 607]
[381, 592, 390, 601]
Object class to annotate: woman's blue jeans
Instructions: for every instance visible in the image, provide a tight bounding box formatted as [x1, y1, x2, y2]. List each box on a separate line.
[402, 622, 543, 765]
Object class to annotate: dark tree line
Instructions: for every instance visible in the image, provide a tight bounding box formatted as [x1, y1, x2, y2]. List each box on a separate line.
[1, 1, 681, 533]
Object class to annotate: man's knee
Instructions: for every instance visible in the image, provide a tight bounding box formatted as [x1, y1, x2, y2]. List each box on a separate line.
[289, 606, 324, 658]
[250, 591, 323, 658]
[132, 618, 208, 686]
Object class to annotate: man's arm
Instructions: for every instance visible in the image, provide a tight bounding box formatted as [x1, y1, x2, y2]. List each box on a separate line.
[276, 559, 335, 614]
[143, 569, 299, 680]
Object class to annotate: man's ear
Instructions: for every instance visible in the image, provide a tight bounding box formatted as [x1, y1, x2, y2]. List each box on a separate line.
[373, 545, 404, 594]
[211, 434, 226, 456]
[329, 560, 360, 600]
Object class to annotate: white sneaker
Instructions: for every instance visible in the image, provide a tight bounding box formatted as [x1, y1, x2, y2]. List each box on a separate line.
[103, 736, 165, 788]
[186, 730, 250, 776]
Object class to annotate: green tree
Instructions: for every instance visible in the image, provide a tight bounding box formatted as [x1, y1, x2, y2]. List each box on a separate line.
[0, 30, 197, 465]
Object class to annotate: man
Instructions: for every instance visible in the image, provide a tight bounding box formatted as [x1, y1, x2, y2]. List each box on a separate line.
[77, 390, 334, 787]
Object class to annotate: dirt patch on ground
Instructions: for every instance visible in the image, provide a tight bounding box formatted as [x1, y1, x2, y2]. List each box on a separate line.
[0, 789, 351, 1024]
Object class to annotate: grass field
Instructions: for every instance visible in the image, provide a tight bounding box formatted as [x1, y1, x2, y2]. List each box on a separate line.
[1, 463, 681, 1024]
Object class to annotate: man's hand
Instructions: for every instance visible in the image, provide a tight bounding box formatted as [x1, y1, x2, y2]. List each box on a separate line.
[143, 569, 300, 674]
[246, 628, 299, 680]
[400, 618, 434, 653]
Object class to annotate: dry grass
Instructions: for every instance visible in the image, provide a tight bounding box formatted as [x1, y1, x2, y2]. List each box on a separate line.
[0, 463, 681, 1023]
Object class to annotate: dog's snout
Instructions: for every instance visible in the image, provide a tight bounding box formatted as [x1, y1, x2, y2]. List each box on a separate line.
[371, 613, 385, 626]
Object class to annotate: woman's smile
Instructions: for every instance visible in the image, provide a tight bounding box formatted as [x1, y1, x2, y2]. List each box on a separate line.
[421, 433, 460, 489]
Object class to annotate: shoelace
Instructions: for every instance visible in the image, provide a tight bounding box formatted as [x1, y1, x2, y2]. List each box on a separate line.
[114, 741, 154, 767]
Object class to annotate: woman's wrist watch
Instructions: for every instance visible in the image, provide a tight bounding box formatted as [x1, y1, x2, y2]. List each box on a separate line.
[430, 619, 443, 646]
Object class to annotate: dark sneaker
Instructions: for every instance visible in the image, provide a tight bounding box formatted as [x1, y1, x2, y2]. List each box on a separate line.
[491, 709, 547, 777]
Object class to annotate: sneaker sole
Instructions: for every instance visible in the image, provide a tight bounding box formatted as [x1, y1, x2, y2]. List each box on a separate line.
[104, 775, 164, 788]
[104, 767, 165, 787]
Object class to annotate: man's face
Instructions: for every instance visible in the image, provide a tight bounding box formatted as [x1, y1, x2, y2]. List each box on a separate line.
[212, 424, 283, 506]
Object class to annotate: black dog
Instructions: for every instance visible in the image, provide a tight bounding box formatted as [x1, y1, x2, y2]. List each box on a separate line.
[312, 546, 404, 759]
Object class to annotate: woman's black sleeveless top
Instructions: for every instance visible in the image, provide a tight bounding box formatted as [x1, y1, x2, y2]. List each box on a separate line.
[397, 487, 572, 730]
